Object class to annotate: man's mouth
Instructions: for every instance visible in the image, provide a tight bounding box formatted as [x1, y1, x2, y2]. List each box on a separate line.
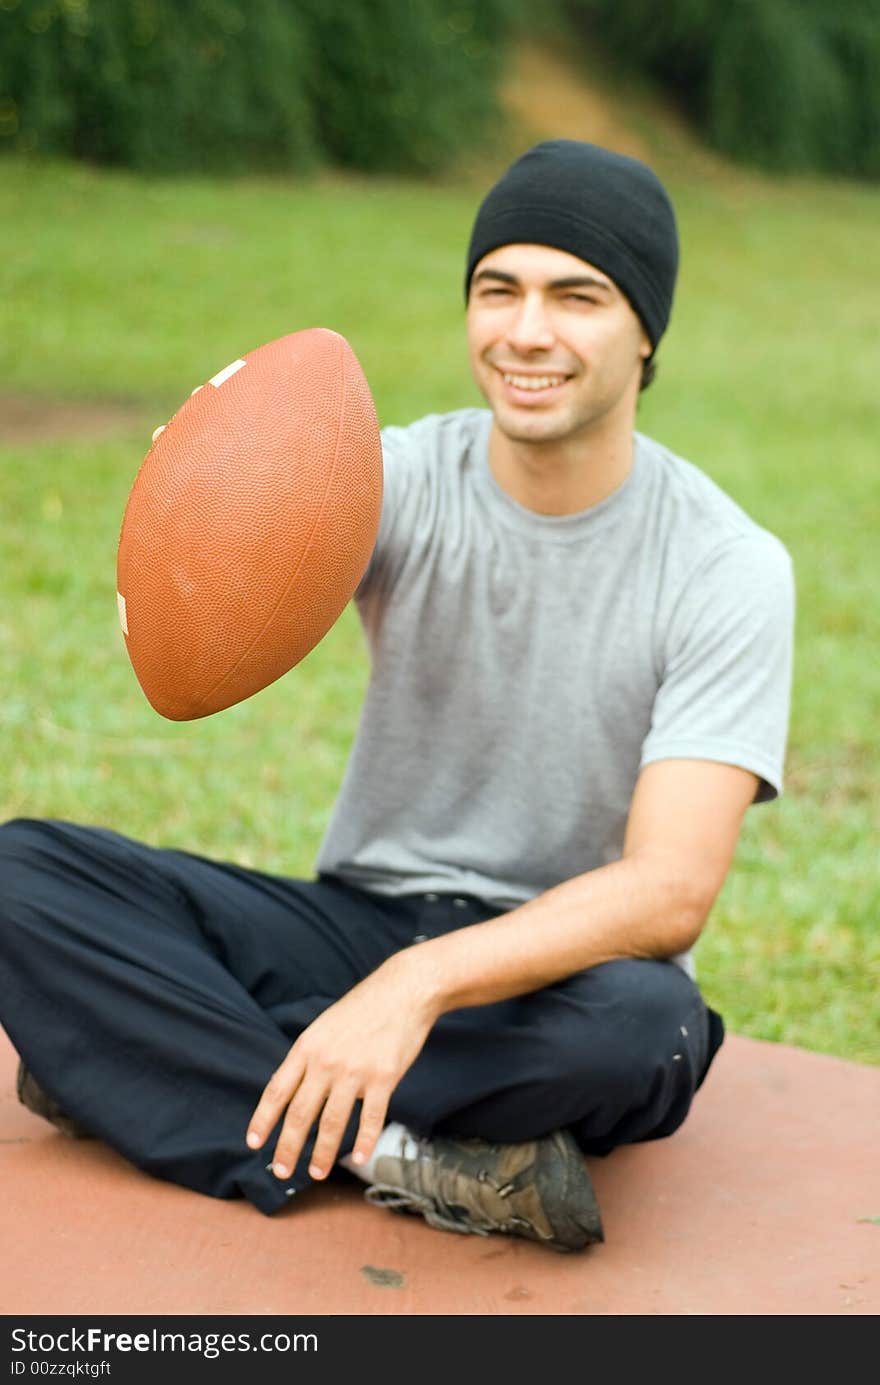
[501, 372, 569, 391]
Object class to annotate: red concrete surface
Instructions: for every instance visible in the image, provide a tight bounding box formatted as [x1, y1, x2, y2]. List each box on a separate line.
[1, 1025, 876, 1316]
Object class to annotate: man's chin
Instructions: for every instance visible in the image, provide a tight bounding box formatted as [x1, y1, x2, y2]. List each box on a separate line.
[491, 404, 576, 445]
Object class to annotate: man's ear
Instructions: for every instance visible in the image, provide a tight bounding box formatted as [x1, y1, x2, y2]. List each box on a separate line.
[638, 329, 653, 360]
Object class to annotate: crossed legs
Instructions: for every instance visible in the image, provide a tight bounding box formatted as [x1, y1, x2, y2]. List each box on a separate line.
[0, 818, 722, 1216]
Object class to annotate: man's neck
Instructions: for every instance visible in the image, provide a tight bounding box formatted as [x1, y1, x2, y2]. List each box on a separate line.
[488, 419, 637, 517]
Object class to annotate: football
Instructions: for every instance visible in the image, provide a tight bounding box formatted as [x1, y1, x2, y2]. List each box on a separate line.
[116, 328, 383, 721]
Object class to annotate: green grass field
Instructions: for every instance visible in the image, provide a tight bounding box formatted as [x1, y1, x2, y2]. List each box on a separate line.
[1, 142, 877, 1065]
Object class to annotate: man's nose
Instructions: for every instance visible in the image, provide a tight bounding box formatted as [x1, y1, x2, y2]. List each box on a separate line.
[505, 293, 555, 353]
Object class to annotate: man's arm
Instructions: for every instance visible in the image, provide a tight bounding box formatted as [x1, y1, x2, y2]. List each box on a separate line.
[246, 758, 758, 1178]
[406, 758, 758, 1009]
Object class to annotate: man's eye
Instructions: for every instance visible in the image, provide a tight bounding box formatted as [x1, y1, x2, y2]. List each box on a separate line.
[566, 293, 597, 305]
[481, 286, 512, 298]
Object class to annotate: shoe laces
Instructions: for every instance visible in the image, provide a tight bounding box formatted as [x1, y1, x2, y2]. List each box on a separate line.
[364, 1136, 541, 1240]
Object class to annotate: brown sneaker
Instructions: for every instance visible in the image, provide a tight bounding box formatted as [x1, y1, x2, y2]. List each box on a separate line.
[16, 1061, 92, 1139]
[364, 1128, 603, 1252]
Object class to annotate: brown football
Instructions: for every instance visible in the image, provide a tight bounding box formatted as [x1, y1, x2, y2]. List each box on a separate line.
[116, 328, 382, 720]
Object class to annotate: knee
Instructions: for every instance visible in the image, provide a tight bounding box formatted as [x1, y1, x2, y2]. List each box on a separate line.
[590, 957, 700, 1032]
[0, 817, 51, 853]
[537, 959, 705, 1088]
[0, 817, 58, 879]
[0, 819, 70, 941]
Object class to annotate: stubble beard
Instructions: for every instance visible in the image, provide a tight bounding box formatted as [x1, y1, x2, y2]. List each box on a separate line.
[488, 385, 611, 450]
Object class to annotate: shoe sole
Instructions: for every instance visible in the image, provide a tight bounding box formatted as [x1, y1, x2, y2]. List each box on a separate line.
[16, 1061, 92, 1139]
[533, 1129, 604, 1252]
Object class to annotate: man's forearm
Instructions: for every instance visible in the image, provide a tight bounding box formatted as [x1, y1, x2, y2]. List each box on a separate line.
[395, 850, 711, 1023]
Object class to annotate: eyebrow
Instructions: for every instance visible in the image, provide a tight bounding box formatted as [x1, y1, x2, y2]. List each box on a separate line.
[472, 268, 615, 294]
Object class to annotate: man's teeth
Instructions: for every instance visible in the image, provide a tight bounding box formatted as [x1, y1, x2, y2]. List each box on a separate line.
[503, 373, 567, 390]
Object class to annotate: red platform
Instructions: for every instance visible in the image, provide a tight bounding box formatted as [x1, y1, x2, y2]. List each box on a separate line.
[1, 1026, 876, 1316]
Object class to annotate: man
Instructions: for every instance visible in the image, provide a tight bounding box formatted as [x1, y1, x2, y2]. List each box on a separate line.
[0, 141, 794, 1253]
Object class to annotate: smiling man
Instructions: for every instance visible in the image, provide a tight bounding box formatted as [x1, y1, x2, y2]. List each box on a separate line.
[2, 141, 795, 1253]
[470, 244, 650, 510]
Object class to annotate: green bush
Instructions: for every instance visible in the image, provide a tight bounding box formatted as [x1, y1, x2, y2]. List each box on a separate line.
[0, 0, 516, 175]
[566, 0, 880, 179]
[708, 2, 851, 175]
[296, 0, 510, 174]
[0, 0, 318, 173]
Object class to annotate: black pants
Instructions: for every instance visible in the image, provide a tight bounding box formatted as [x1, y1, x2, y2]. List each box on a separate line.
[0, 818, 723, 1215]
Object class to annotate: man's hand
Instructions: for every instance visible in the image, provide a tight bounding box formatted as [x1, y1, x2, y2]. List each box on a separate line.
[245, 952, 438, 1182]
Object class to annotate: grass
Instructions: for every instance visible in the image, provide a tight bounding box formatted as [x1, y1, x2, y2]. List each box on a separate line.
[1, 143, 878, 1066]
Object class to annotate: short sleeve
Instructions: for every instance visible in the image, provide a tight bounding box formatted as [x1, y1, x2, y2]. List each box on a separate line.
[640, 536, 795, 802]
[354, 424, 415, 602]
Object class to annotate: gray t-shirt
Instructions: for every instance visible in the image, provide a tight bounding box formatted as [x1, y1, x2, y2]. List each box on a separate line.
[316, 408, 795, 967]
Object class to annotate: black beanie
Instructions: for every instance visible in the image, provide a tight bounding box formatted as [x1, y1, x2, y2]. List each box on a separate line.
[464, 139, 679, 351]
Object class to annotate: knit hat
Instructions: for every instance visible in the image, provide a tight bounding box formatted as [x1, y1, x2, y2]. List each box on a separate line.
[464, 139, 679, 351]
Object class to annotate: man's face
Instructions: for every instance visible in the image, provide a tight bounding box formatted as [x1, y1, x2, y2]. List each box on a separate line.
[466, 243, 652, 445]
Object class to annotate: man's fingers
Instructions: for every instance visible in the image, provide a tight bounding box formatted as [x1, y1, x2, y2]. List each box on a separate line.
[269, 1076, 329, 1180]
[245, 1053, 306, 1152]
[307, 1082, 362, 1180]
[351, 1091, 391, 1169]
[152, 384, 202, 444]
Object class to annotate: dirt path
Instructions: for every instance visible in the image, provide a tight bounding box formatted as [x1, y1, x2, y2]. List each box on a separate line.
[500, 41, 652, 160]
[0, 395, 151, 447]
[498, 35, 727, 182]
